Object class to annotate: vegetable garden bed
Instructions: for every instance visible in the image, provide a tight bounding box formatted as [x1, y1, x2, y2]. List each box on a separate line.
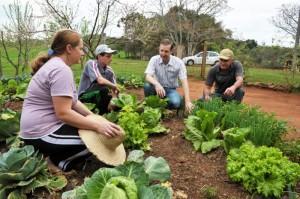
[1, 79, 300, 199]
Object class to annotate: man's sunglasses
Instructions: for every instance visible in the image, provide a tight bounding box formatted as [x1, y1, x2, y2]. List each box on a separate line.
[220, 58, 229, 62]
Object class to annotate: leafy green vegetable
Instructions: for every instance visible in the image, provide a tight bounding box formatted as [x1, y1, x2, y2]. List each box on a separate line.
[118, 109, 149, 150]
[193, 98, 287, 146]
[184, 109, 222, 153]
[62, 150, 172, 199]
[0, 145, 67, 198]
[139, 184, 173, 199]
[111, 94, 138, 109]
[117, 74, 144, 88]
[144, 95, 168, 110]
[118, 104, 168, 150]
[144, 156, 171, 182]
[126, 150, 145, 163]
[222, 127, 250, 153]
[227, 142, 300, 198]
[100, 176, 138, 199]
[0, 109, 20, 144]
[141, 107, 168, 134]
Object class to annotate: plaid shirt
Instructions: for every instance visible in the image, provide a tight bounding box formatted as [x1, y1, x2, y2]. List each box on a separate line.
[144, 55, 187, 88]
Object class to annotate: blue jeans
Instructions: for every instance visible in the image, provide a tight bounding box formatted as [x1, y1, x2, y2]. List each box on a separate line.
[144, 83, 182, 109]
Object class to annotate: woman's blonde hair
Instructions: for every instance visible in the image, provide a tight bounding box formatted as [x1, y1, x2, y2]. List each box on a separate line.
[31, 29, 81, 75]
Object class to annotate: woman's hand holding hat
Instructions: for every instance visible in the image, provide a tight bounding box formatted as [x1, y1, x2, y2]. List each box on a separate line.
[93, 116, 123, 138]
[79, 114, 126, 166]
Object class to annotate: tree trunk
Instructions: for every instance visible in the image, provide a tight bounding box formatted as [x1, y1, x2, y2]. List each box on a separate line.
[292, 8, 300, 73]
[0, 51, 3, 78]
[176, 44, 185, 58]
[187, 41, 193, 56]
[200, 41, 207, 79]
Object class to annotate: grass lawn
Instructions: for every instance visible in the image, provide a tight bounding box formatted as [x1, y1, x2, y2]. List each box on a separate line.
[1, 53, 299, 86]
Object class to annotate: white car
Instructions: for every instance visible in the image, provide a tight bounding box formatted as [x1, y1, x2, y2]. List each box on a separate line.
[182, 51, 219, 66]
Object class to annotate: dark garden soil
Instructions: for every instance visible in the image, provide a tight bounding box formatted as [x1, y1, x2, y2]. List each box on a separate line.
[4, 77, 300, 199]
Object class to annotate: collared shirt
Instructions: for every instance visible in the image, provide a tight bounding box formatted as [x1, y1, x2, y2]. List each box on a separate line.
[144, 55, 187, 88]
[20, 57, 78, 138]
[78, 60, 116, 96]
[205, 60, 243, 94]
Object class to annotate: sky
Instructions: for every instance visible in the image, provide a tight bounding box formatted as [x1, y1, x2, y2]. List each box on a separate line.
[216, 0, 299, 47]
[0, 0, 298, 47]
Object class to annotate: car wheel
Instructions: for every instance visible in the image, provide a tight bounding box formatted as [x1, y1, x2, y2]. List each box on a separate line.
[212, 60, 219, 66]
[187, 60, 194, 66]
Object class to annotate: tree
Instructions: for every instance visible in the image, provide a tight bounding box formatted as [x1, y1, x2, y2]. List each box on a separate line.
[119, 11, 165, 58]
[40, 0, 119, 59]
[152, 0, 229, 58]
[272, 3, 300, 72]
[0, 0, 38, 77]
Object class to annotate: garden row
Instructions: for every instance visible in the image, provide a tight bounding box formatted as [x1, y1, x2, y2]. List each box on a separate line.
[184, 98, 300, 198]
[0, 75, 174, 199]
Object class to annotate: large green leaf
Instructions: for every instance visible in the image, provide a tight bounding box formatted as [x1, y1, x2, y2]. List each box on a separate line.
[127, 150, 145, 163]
[144, 157, 171, 182]
[148, 184, 172, 199]
[47, 175, 68, 191]
[0, 145, 66, 198]
[144, 95, 168, 109]
[111, 94, 137, 108]
[201, 139, 223, 153]
[223, 127, 250, 153]
[100, 184, 127, 199]
[0, 110, 20, 141]
[139, 185, 172, 199]
[116, 162, 149, 188]
[140, 107, 161, 129]
[85, 168, 121, 199]
[0, 145, 35, 171]
[61, 186, 87, 199]
[100, 176, 138, 199]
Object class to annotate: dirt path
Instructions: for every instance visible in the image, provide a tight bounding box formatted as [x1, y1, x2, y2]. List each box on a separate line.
[178, 77, 300, 140]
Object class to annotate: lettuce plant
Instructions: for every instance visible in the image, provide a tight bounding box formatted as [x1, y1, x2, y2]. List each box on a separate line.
[143, 95, 168, 110]
[62, 150, 172, 199]
[227, 142, 300, 198]
[222, 127, 250, 154]
[184, 109, 223, 153]
[0, 145, 67, 199]
[111, 93, 138, 109]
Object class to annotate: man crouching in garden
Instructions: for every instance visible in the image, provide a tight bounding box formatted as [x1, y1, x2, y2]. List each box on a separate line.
[202, 48, 245, 103]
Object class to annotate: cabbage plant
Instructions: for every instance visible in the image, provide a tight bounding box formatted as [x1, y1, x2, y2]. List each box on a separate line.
[62, 150, 173, 199]
[0, 145, 67, 198]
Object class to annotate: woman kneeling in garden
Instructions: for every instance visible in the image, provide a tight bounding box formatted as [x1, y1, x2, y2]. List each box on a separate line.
[19, 29, 123, 171]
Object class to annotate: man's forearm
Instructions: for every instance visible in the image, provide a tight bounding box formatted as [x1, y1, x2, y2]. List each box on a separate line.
[145, 75, 160, 87]
[181, 79, 191, 103]
[203, 85, 212, 97]
[232, 77, 243, 90]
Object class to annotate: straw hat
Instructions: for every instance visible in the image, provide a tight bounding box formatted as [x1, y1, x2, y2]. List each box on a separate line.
[78, 114, 126, 166]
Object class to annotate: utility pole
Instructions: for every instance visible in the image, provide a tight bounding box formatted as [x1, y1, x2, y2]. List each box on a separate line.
[200, 40, 207, 79]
